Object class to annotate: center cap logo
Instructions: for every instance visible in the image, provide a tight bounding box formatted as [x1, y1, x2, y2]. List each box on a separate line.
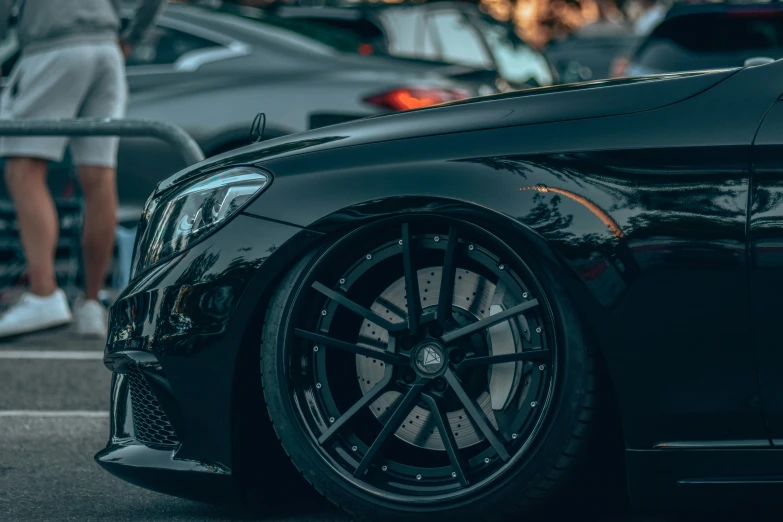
[415, 343, 445, 375]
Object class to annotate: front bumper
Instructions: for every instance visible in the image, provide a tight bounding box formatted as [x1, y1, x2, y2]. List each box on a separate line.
[95, 366, 234, 502]
[95, 214, 321, 499]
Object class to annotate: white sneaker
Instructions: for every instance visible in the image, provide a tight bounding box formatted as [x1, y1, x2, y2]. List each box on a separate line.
[74, 299, 108, 339]
[0, 289, 73, 339]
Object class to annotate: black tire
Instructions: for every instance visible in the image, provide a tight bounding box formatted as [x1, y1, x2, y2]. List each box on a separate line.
[261, 218, 597, 522]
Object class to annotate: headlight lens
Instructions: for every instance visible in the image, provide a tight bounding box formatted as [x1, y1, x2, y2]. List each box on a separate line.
[132, 166, 270, 275]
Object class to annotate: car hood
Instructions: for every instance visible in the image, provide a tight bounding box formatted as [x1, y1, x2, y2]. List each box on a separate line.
[157, 68, 737, 193]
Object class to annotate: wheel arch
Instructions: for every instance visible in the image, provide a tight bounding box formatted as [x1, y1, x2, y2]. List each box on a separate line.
[228, 196, 625, 493]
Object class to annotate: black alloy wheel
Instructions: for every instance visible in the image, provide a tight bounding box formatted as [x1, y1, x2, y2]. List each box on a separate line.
[261, 217, 596, 521]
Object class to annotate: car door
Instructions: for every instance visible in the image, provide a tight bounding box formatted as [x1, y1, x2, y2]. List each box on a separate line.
[750, 98, 783, 444]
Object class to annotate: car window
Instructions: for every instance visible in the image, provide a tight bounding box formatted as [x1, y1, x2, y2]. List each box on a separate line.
[378, 8, 428, 58]
[477, 17, 553, 86]
[427, 11, 493, 68]
[635, 11, 783, 72]
[126, 26, 219, 67]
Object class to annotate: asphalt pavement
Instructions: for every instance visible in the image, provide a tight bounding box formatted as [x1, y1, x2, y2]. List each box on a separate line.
[0, 327, 754, 522]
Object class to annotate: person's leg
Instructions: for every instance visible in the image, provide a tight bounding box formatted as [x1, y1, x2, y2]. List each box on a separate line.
[0, 155, 72, 339]
[77, 165, 118, 301]
[70, 42, 127, 307]
[4, 157, 58, 296]
[0, 47, 96, 337]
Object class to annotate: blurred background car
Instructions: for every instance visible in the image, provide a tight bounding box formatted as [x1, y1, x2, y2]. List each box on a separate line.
[0, 0, 487, 298]
[0, 2, 490, 212]
[619, 1, 783, 76]
[274, 1, 556, 90]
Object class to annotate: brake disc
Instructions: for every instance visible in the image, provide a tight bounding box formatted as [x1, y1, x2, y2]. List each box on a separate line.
[355, 267, 524, 451]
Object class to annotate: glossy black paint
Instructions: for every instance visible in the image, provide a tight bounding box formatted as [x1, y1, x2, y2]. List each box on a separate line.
[99, 60, 783, 507]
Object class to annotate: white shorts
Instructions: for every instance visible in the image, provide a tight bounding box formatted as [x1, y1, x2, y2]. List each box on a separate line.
[0, 42, 128, 167]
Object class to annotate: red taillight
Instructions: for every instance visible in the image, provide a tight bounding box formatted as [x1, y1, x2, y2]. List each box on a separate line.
[364, 87, 470, 111]
[358, 43, 374, 56]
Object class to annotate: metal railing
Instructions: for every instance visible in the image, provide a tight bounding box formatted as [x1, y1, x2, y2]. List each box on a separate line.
[0, 118, 205, 164]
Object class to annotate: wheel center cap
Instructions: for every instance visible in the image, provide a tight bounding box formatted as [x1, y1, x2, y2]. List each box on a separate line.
[413, 342, 445, 375]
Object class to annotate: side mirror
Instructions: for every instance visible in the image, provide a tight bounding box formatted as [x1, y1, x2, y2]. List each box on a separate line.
[744, 57, 775, 67]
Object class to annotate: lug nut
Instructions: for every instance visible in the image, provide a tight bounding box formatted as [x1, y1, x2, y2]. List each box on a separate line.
[435, 378, 447, 391]
[449, 350, 464, 364]
[430, 324, 444, 337]
[403, 368, 416, 383]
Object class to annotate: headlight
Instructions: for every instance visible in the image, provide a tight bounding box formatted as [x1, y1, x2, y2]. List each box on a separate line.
[132, 166, 270, 275]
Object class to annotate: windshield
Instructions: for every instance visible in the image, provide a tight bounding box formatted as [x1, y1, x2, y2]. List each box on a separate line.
[476, 17, 553, 86]
[635, 10, 783, 71]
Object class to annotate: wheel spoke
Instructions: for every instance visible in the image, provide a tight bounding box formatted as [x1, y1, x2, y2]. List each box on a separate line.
[319, 371, 394, 445]
[437, 226, 459, 326]
[294, 329, 407, 366]
[458, 348, 550, 369]
[444, 369, 510, 461]
[402, 223, 422, 334]
[422, 394, 468, 486]
[440, 299, 539, 344]
[312, 281, 405, 333]
[354, 382, 426, 477]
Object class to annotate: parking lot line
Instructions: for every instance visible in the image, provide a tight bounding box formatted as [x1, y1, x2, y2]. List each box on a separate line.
[0, 350, 103, 360]
[0, 410, 108, 417]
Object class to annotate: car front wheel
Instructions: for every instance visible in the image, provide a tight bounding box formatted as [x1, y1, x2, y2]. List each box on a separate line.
[261, 217, 596, 521]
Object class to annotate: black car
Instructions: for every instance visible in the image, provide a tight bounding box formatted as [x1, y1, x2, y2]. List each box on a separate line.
[274, 2, 555, 91]
[624, 2, 783, 76]
[96, 60, 783, 519]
